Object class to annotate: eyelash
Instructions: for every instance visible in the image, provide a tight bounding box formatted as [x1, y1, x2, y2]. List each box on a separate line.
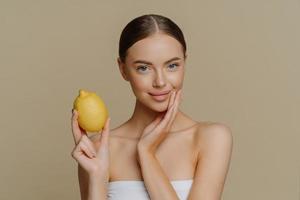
[136, 63, 179, 73]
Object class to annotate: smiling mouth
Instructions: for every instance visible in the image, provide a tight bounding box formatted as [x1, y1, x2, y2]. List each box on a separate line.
[149, 91, 171, 96]
[148, 91, 171, 101]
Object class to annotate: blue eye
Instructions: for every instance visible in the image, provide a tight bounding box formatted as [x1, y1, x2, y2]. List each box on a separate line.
[136, 63, 179, 73]
[168, 63, 179, 70]
[136, 65, 149, 73]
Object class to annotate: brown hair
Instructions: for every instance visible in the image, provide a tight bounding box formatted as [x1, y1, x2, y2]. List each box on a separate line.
[118, 14, 187, 63]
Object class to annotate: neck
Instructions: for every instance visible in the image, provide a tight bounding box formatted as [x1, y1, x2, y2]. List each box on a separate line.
[125, 99, 183, 139]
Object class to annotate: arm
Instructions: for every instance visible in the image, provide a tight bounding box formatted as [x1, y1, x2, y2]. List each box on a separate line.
[137, 147, 180, 200]
[78, 164, 108, 200]
[188, 123, 233, 200]
[136, 90, 182, 200]
[71, 110, 111, 200]
[78, 165, 89, 200]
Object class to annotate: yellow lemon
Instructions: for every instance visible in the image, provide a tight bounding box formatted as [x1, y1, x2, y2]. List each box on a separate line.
[73, 89, 108, 133]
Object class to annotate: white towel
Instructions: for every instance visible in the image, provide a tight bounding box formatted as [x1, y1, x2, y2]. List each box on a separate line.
[107, 179, 193, 200]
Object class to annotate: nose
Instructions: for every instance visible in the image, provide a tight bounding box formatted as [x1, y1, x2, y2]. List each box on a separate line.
[153, 70, 167, 88]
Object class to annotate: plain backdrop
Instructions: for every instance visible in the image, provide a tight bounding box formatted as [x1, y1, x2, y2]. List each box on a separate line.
[0, 0, 299, 199]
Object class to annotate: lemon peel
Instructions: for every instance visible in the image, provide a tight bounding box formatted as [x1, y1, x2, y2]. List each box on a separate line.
[73, 89, 108, 133]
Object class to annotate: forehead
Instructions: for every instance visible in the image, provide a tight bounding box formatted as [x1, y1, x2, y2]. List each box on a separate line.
[126, 33, 184, 63]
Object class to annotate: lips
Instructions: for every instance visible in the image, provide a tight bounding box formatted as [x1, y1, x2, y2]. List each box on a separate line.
[148, 90, 171, 102]
[149, 91, 171, 96]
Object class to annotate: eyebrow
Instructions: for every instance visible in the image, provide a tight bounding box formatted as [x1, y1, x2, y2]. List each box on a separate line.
[133, 57, 181, 65]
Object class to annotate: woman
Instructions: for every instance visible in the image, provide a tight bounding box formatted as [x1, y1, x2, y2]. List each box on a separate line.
[71, 14, 233, 200]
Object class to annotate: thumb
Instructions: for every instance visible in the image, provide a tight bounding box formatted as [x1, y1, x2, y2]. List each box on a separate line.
[99, 117, 110, 146]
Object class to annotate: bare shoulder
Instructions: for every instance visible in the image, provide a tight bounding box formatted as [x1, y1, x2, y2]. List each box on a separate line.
[195, 121, 233, 153]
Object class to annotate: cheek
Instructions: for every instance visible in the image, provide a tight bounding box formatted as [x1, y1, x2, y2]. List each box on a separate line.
[130, 76, 151, 91]
[129, 69, 185, 91]
[169, 72, 184, 87]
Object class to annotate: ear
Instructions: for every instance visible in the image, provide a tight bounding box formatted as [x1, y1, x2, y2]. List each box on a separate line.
[117, 57, 129, 81]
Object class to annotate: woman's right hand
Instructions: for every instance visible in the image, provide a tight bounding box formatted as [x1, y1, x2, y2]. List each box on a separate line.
[70, 109, 111, 178]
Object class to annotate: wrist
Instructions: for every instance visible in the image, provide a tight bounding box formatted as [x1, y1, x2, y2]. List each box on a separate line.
[137, 147, 155, 161]
[88, 175, 108, 200]
[89, 171, 109, 183]
[137, 143, 154, 155]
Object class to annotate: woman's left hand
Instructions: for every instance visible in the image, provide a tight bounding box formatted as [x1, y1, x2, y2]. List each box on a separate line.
[137, 89, 182, 155]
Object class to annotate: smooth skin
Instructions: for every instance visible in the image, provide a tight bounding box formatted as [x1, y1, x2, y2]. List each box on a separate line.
[137, 89, 183, 154]
[71, 110, 111, 200]
[71, 110, 110, 177]
[71, 32, 233, 200]
[136, 88, 186, 200]
[70, 89, 182, 200]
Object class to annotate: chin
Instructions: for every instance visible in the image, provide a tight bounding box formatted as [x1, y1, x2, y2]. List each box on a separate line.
[137, 92, 170, 112]
[147, 100, 169, 113]
[151, 105, 168, 113]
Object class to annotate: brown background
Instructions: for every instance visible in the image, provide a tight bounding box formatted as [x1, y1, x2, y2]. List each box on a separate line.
[1, 0, 299, 199]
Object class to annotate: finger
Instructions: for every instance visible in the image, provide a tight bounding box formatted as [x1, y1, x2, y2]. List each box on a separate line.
[173, 89, 182, 108]
[179, 88, 183, 101]
[98, 117, 110, 134]
[81, 143, 96, 159]
[168, 90, 176, 109]
[151, 90, 175, 133]
[75, 110, 88, 136]
[71, 109, 86, 145]
[71, 144, 94, 172]
[156, 90, 181, 132]
[73, 140, 95, 159]
[166, 90, 181, 130]
[154, 103, 175, 133]
[99, 117, 110, 146]
[72, 109, 87, 143]
[81, 135, 97, 156]
[143, 113, 164, 133]
[164, 90, 180, 120]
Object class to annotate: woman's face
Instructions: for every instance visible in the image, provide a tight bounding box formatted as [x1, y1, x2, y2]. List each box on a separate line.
[118, 33, 186, 112]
